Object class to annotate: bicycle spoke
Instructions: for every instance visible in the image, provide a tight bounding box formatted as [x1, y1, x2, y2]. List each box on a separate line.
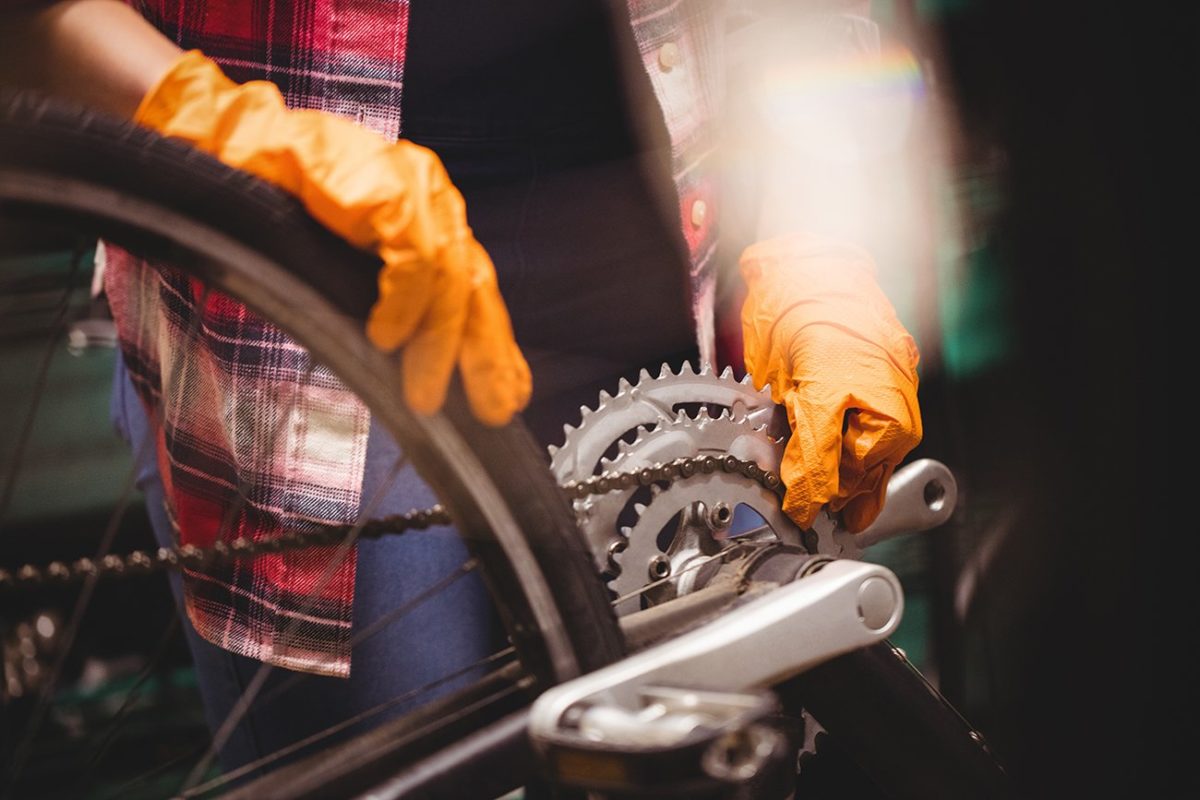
[254, 557, 493, 711]
[74, 616, 183, 790]
[0, 242, 85, 532]
[179, 453, 409, 792]
[210, 358, 318, 548]
[3, 412, 162, 794]
[96, 744, 208, 800]
[180, 646, 518, 798]
[3, 277, 213, 795]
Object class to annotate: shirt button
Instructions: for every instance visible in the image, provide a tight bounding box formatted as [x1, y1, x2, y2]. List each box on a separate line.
[658, 41, 681, 71]
[690, 199, 708, 229]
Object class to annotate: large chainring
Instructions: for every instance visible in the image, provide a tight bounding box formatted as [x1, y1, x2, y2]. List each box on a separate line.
[549, 362, 787, 485]
[551, 364, 807, 614]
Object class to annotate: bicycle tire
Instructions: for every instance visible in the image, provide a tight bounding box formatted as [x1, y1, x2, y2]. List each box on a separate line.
[0, 90, 624, 794]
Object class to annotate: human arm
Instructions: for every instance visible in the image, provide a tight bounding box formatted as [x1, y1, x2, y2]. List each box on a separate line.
[0, 0, 180, 118]
[1, 5, 529, 425]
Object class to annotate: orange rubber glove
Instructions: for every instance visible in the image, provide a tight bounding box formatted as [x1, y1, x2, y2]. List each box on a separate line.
[741, 233, 923, 532]
[134, 51, 530, 425]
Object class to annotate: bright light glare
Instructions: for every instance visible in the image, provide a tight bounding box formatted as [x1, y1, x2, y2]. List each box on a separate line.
[756, 43, 924, 164]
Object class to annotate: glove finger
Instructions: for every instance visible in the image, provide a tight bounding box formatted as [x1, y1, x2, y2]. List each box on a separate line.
[459, 253, 531, 426]
[366, 248, 438, 351]
[829, 407, 921, 530]
[836, 461, 895, 533]
[400, 245, 472, 414]
[780, 389, 847, 530]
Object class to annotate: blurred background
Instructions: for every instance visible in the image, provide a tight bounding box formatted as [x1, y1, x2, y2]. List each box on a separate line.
[726, 1, 1165, 793]
[1, 0, 1167, 797]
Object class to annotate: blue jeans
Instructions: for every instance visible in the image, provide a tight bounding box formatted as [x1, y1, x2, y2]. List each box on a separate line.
[112, 358, 502, 774]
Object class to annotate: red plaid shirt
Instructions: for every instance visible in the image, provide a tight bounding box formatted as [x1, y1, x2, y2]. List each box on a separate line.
[108, 0, 726, 676]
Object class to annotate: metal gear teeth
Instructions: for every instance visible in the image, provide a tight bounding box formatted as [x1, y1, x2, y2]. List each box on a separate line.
[550, 359, 782, 487]
[601, 426, 653, 472]
[598, 407, 779, 476]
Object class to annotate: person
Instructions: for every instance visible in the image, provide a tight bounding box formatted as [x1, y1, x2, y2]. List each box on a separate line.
[0, 0, 923, 776]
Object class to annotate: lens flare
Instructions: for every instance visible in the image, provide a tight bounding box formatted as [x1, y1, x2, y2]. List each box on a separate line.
[756, 43, 925, 163]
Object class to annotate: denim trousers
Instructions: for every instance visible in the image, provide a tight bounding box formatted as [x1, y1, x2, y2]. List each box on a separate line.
[113, 362, 506, 773]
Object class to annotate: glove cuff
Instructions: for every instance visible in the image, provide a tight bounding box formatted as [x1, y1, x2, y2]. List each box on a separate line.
[133, 50, 239, 137]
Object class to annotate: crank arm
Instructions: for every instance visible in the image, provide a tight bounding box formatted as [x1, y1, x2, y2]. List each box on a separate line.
[818, 458, 959, 559]
[529, 559, 902, 790]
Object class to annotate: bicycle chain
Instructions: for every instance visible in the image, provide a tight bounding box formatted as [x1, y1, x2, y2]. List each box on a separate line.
[0, 454, 783, 591]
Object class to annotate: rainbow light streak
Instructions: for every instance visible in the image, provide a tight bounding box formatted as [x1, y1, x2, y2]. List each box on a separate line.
[761, 45, 925, 109]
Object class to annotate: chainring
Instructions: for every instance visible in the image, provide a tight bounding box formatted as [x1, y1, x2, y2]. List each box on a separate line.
[551, 364, 807, 612]
[549, 361, 786, 484]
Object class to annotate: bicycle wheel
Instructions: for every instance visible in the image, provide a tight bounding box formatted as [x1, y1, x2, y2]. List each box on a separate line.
[0, 90, 623, 797]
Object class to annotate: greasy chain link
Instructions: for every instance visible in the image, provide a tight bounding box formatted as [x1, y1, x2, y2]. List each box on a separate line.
[0, 454, 783, 590]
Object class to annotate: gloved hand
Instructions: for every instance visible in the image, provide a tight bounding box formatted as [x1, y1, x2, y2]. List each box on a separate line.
[134, 51, 530, 425]
[740, 233, 922, 532]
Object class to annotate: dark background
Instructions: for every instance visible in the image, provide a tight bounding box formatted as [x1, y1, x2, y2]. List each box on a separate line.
[907, 0, 1171, 794]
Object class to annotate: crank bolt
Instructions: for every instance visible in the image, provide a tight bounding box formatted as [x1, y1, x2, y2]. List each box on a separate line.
[701, 724, 784, 782]
[708, 502, 733, 531]
[648, 554, 672, 580]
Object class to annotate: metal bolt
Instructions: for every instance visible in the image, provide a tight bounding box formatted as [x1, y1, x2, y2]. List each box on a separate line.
[708, 502, 733, 531]
[648, 554, 672, 580]
[701, 724, 783, 782]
